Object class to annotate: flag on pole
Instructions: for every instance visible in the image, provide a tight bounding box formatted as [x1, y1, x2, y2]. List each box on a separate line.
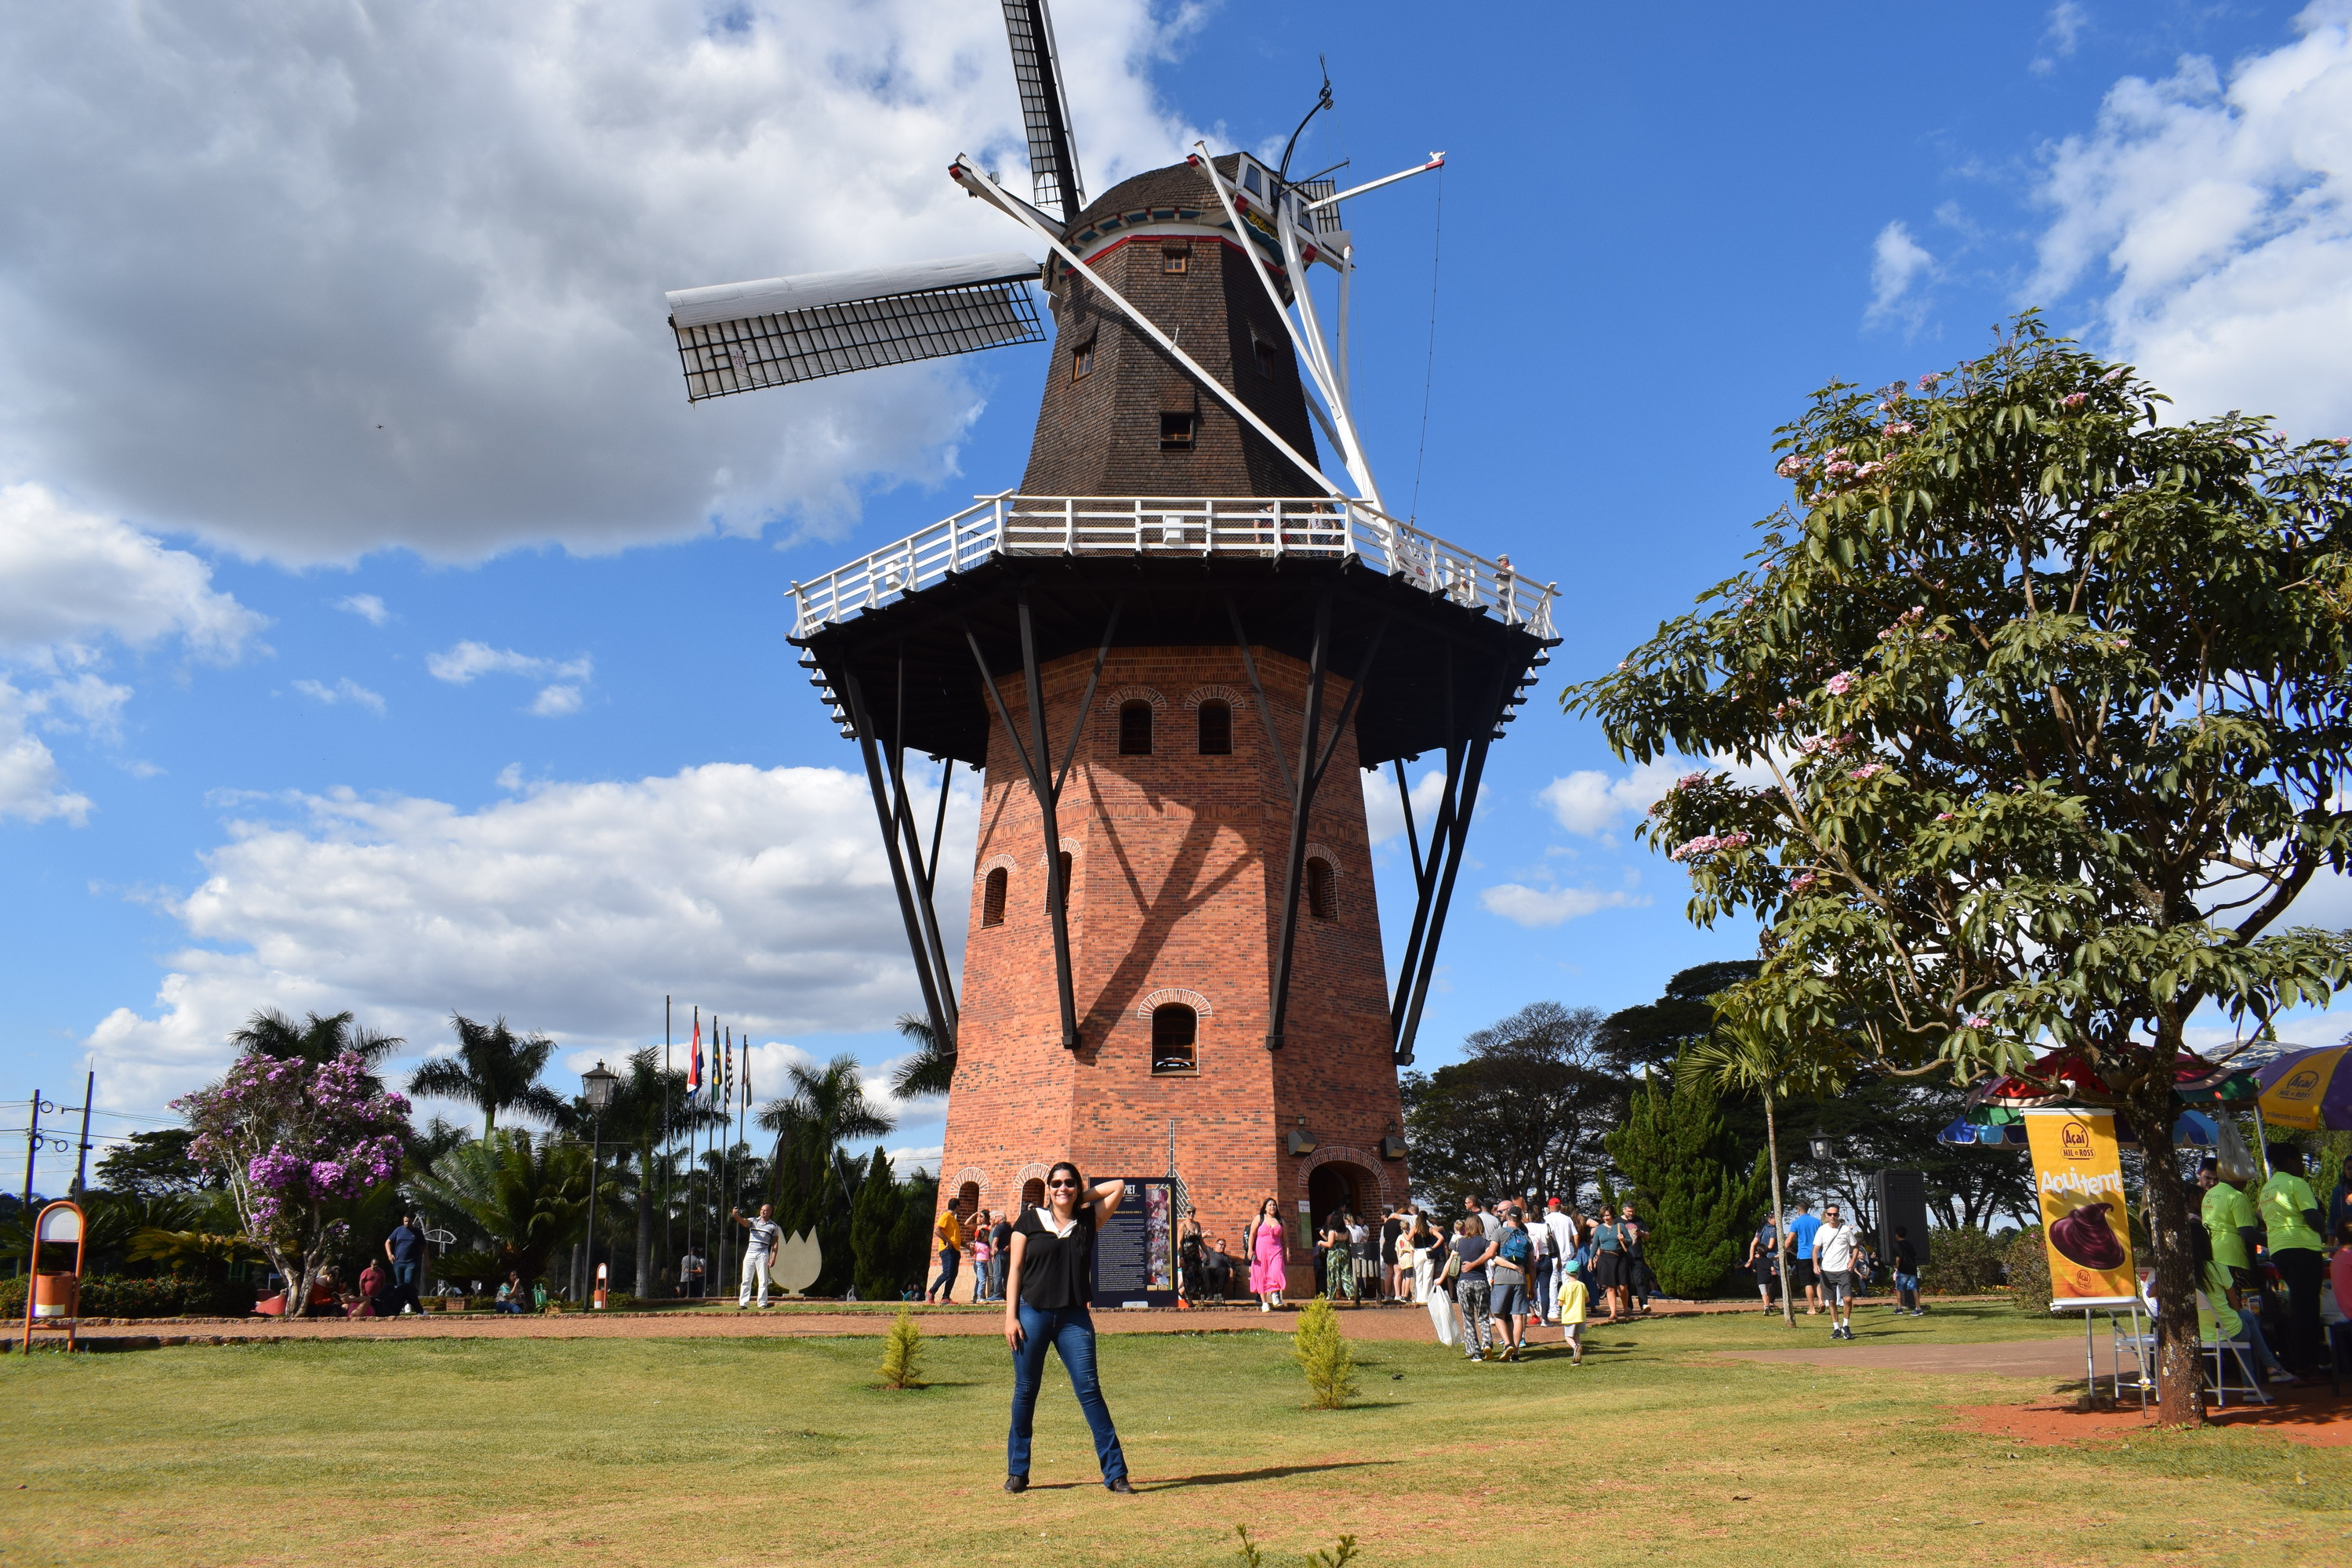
[722, 1027, 734, 1110]
[687, 1015, 703, 1103]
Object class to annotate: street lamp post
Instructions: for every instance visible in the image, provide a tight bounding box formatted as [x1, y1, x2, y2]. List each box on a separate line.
[581, 1062, 619, 1308]
[1808, 1134, 1835, 1163]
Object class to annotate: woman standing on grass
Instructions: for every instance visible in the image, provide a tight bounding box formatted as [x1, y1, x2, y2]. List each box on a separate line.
[1001, 1162, 1132, 1494]
[1249, 1196, 1289, 1312]
[1590, 1206, 1626, 1323]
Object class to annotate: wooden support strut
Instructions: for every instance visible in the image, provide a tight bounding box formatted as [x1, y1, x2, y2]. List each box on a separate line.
[886, 651, 959, 1042]
[962, 590, 1123, 1051]
[1390, 661, 1512, 1065]
[838, 662, 956, 1059]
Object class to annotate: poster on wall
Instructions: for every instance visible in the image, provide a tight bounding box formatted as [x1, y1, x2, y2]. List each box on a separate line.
[1091, 1178, 1177, 1308]
[2023, 1108, 2138, 1308]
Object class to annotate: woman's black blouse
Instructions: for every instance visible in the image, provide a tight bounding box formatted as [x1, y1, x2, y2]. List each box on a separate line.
[1014, 1205, 1096, 1309]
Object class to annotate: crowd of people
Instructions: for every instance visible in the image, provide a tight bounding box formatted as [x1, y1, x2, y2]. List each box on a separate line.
[2198, 1145, 2352, 1385]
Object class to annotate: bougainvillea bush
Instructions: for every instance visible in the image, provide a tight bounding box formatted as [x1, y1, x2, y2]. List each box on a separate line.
[175, 1051, 408, 1315]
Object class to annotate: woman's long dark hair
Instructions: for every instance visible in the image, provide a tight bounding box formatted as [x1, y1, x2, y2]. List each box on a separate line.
[1257, 1196, 1280, 1224]
[1047, 1160, 1083, 1200]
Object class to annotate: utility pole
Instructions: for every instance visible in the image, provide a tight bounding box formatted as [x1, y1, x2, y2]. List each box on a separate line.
[71, 1070, 95, 1194]
[22, 1090, 42, 1210]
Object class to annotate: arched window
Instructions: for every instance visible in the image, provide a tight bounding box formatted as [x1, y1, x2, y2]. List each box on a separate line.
[1151, 1004, 1198, 1074]
[1196, 699, 1232, 755]
[1119, 699, 1153, 754]
[1305, 857, 1337, 920]
[1020, 1176, 1046, 1210]
[981, 866, 1008, 927]
[956, 1181, 981, 1222]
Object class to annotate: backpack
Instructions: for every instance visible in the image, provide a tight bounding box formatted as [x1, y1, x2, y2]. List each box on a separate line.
[1499, 1228, 1532, 1267]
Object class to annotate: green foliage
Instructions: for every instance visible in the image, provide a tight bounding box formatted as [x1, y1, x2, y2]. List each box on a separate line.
[1606, 1054, 1769, 1296]
[0, 1273, 254, 1319]
[2002, 1226, 2053, 1313]
[877, 1304, 924, 1389]
[1233, 1525, 1363, 1568]
[889, 1169, 938, 1299]
[1595, 961, 1761, 1073]
[1915, 1225, 2007, 1295]
[95, 1129, 220, 1198]
[760, 1053, 895, 1298]
[1290, 1296, 1358, 1409]
[888, 1012, 956, 1100]
[407, 1013, 565, 1138]
[1401, 1000, 1621, 1209]
[408, 1128, 590, 1286]
[849, 1146, 904, 1301]
[1572, 315, 2352, 1410]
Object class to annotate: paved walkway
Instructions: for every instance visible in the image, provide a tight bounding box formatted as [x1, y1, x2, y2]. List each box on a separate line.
[1715, 1339, 2089, 1378]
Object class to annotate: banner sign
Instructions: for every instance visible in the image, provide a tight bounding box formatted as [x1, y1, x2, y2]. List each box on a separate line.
[2024, 1108, 2137, 1307]
[1091, 1178, 1177, 1308]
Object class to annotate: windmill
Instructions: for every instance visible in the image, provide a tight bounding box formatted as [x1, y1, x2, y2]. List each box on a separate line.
[661, 2, 1557, 1295]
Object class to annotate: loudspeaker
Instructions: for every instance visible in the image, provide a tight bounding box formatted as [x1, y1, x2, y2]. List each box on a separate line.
[1872, 1169, 1931, 1265]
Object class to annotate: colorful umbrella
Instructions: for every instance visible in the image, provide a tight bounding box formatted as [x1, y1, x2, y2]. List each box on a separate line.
[2253, 1043, 2352, 1131]
[1965, 1047, 2258, 1112]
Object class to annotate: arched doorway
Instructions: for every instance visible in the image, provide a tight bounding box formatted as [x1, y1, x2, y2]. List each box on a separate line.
[1307, 1161, 1374, 1236]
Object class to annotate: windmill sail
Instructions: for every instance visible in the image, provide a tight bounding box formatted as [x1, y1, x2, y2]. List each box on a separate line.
[1000, 0, 1083, 223]
[666, 252, 1044, 402]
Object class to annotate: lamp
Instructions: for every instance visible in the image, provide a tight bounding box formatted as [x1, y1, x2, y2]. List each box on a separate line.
[580, 1061, 619, 1307]
[582, 1061, 619, 1111]
[1287, 1128, 1317, 1156]
[1808, 1134, 1835, 1163]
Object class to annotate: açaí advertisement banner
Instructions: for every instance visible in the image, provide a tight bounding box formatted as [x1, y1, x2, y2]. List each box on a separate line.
[2024, 1107, 2136, 1307]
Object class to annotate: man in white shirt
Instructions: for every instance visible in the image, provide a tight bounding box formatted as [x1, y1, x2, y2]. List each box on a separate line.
[1813, 1203, 1861, 1340]
[733, 1203, 784, 1308]
[1543, 1198, 1581, 1327]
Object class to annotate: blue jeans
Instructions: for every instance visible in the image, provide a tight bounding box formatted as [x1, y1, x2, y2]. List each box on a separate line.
[390, 1261, 419, 1312]
[1007, 1301, 1127, 1483]
[931, 1249, 959, 1301]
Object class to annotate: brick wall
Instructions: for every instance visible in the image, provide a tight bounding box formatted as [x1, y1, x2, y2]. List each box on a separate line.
[938, 643, 1407, 1293]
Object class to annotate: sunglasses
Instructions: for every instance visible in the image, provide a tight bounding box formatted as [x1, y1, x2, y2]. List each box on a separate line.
[1047, 1179, 1080, 1189]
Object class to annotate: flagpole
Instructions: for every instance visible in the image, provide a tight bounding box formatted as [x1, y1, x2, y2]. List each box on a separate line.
[662, 995, 673, 1297]
[691, 1005, 702, 1299]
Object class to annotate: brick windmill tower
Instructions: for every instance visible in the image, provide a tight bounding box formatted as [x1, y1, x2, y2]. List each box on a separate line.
[662, 3, 1555, 1296]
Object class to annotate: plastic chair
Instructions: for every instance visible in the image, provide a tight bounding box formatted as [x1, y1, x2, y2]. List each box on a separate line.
[2196, 1290, 2273, 1408]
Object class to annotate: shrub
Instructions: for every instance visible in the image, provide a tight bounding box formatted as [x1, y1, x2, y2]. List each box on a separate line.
[2004, 1226, 2052, 1314]
[0, 1274, 256, 1319]
[1918, 1226, 2005, 1294]
[878, 1304, 924, 1389]
[1292, 1297, 1358, 1410]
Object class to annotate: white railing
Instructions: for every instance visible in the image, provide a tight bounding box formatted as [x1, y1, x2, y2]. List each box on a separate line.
[789, 493, 1557, 640]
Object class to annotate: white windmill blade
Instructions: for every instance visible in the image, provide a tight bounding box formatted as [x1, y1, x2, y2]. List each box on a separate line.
[664, 252, 1044, 403]
[1000, 0, 1084, 223]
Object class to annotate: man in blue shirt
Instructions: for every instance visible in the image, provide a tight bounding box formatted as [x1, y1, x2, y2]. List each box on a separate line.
[383, 1214, 423, 1316]
[1784, 1200, 1824, 1317]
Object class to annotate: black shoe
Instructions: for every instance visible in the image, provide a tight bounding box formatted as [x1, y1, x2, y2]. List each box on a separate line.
[1105, 1476, 1134, 1494]
[1004, 1475, 1028, 1494]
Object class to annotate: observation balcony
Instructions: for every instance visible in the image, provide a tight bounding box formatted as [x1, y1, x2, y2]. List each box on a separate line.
[789, 492, 1556, 641]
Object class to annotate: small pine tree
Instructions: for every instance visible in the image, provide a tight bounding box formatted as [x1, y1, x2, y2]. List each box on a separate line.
[1292, 1297, 1358, 1410]
[878, 1303, 925, 1388]
[1604, 1052, 1769, 1298]
[849, 1145, 903, 1301]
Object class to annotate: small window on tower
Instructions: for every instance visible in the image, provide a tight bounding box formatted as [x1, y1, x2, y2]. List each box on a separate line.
[1196, 699, 1232, 755]
[1151, 1004, 1199, 1074]
[1306, 857, 1337, 920]
[1057, 850, 1074, 903]
[1119, 699, 1154, 754]
[1160, 412, 1196, 451]
[1253, 336, 1276, 378]
[1072, 337, 1095, 380]
[981, 866, 1008, 927]
[1162, 244, 1189, 274]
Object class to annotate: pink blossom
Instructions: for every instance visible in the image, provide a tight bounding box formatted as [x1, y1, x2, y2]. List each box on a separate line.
[1677, 771, 1709, 790]
[2102, 367, 2127, 383]
[1936, 811, 1955, 822]
[1789, 872, 1818, 894]
[1854, 461, 1885, 478]
[1668, 831, 1751, 861]
[1965, 1014, 1991, 1029]
[1826, 671, 1857, 696]
[1776, 455, 1813, 478]
[1851, 764, 1883, 780]
[1617, 660, 1628, 670]
[1825, 459, 1857, 478]
[1882, 422, 1915, 437]
[2061, 392, 2088, 408]
[2335, 438, 2350, 450]
[1917, 372, 1942, 390]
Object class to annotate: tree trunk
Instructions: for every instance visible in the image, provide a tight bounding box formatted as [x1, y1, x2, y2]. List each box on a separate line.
[1766, 1094, 1793, 1329]
[2124, 1073, 2205, 1427]
[635, 1145, 654, 1296]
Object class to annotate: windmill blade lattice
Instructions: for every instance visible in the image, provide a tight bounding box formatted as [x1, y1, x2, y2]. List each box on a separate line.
[1000, 0, 1084, 223]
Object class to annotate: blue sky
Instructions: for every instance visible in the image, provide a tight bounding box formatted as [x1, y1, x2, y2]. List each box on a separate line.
[5, 0, 2350, 1187]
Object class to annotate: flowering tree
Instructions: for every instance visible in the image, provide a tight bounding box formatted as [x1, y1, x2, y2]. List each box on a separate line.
[1571, 316, 2352, 1426]
[176, 1051, 408, 1313]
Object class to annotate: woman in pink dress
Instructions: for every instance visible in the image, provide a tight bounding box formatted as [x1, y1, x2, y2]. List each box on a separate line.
[1248, 1197, 1289, 1312]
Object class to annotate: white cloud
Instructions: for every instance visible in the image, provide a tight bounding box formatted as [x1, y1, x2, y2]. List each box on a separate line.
[86, 761, 978, 1109]
[1866, 220, 1936, 331]
[335, 594, 391, 627]
[2032, 2, 2089, 76]
[0, 483, 263, 659]
[0, 682, 90, 825]
[528, 684, 584, 717]
[1478, 884, 1643, 929]
[292, 677, 387, 716]
[1362, 767, 1448, 846]
[0, 1, 1203, 565]
[2030, 5, 2352, 434]
[1536, 753, 1780, 837]
[426, 641, 593, 686]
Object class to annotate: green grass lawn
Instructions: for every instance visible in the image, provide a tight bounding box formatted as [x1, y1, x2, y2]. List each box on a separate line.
[3, 1305, 2344, 1567]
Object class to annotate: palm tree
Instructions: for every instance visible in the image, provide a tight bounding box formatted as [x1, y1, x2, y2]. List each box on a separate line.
[760, 1054, 896, 1216]
[408, 1128, 592, 1290]
[407, 1014, 567, 1138]
[888, 1012, 956, 1101]
[584, 1046, 722, 1295]
[1680, 1001, 1846, 1330]
[231, 1009, 403, 1092]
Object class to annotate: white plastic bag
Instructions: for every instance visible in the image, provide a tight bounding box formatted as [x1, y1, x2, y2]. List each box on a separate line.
[1427, 1287, 1458, 1347]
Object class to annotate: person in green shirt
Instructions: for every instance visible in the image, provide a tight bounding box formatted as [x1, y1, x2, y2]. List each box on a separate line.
[2198, 1159, 2259, 1305]
[2193, 1226, 2297, 1387]
[2259, 1145, 2328, 1374]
